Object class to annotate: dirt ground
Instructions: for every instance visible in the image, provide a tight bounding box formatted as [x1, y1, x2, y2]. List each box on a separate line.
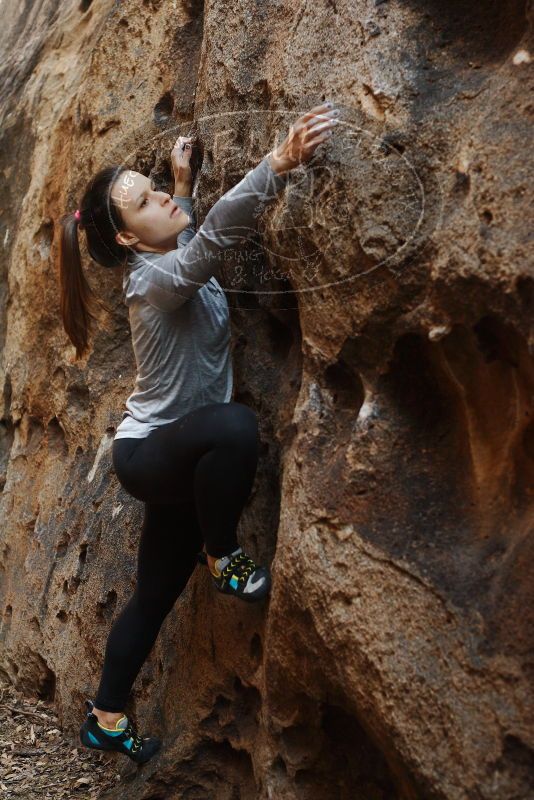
[0, 674, 122, 799]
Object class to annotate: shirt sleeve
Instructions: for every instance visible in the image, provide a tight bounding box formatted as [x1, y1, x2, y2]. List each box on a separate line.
[173, 196, 197, 248]
[139, 153, 289, 312]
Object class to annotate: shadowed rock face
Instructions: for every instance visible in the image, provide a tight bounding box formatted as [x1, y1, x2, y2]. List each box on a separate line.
[0, 1, 532, 798]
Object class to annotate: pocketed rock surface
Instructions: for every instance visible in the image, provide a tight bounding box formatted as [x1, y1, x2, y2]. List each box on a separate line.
[0, 1, 532, 798]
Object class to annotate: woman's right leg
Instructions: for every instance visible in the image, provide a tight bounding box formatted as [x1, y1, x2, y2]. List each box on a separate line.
[113, 401, 260, 558]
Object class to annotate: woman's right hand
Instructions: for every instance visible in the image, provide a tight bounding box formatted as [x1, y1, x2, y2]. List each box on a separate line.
[268, 101, 340, 175]
[171, 136, 194, 189]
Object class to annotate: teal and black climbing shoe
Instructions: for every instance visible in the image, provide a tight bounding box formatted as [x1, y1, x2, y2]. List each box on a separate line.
[197, 546, 271, 602]
[79, 699, 161, 764]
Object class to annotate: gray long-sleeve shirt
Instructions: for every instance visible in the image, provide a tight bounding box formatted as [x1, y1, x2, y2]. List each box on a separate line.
[114, 153, 288, 440]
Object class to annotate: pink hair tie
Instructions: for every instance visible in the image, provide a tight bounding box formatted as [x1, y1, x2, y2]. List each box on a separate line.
[74, 209, 81, 221]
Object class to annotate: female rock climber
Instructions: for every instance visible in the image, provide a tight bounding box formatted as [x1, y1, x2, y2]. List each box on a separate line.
[57, 101, 340, 764]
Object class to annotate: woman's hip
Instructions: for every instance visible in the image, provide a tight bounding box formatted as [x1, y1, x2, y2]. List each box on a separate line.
[111, 401, 259, 501]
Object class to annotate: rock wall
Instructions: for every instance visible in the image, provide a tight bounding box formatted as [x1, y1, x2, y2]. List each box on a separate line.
[0, 1, 533, 798]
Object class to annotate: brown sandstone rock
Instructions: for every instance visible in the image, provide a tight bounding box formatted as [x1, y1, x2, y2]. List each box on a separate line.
[0, 1, 532, 798]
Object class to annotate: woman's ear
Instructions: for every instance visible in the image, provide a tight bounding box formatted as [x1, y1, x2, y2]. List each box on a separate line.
[116, 231, 138, 246]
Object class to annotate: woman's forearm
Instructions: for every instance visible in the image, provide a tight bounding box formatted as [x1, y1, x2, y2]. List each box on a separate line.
[192, 153, 289, 252]
[138, 154, 288, 312]
[173, 180, 192, 198]
[267, 149, 294, 177]
[127, 102, 339, 313]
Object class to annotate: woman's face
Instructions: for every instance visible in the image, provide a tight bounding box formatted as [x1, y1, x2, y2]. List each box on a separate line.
[111, 170, 190, 255]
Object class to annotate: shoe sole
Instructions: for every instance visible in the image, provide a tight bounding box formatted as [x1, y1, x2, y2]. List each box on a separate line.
[79, 728, 161, 764]
[213, 575, 272, 602]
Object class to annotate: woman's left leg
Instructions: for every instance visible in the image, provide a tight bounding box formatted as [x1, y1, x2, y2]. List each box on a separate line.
[93, 499, 203, 713]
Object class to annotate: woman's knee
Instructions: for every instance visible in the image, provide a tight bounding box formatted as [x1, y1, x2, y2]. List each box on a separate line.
[211, 402, 259, 448]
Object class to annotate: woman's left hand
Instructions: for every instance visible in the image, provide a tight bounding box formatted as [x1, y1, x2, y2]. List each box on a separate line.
[171, 136, 194, 187]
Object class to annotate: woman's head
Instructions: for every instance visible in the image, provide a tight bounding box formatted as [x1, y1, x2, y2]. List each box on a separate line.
[58, 165, 190, 361]
[112, 169, 189, 254]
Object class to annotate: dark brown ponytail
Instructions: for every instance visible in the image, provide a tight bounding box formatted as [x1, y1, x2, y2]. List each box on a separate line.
[57, 165, 130, 361]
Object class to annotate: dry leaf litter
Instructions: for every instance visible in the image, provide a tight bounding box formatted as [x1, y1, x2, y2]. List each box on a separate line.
[0, 673, 122, 799]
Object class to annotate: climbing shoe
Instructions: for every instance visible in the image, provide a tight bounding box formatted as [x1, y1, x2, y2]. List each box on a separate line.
[197, 546, 271, 602]
[79, 699, 161, 764]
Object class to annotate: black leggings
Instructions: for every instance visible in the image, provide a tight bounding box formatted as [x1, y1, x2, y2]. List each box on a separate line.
[93, 401, 259, 713]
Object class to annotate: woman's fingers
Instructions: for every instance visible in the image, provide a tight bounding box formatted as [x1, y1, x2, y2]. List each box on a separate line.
[304, 116, 338, 137]
[301, 119, 339, 152]
[172, 137, 194, 163]
[173, 136, 193, 151]
[297, 105, 339, 139]
[305, 129, 333, 149]
[272, 101, 339, 168]
[306, 108, 337, 124]
[300, 101, 334, 122]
